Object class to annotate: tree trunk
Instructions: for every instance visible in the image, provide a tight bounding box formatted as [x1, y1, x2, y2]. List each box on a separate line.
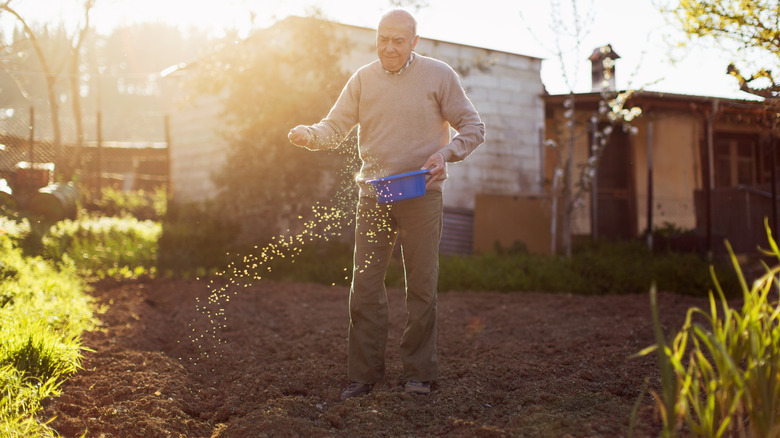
[45, 73, 62, 180]
[563, 93, 575, 257]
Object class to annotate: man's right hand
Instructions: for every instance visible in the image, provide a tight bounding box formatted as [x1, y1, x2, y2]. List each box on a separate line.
[288, 126, 312, 146]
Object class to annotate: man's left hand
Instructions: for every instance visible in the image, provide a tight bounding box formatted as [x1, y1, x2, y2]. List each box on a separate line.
[421, 151, 446, 187]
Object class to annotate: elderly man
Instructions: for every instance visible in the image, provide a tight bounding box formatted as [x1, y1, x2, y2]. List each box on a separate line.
[288, 9, 485, 400]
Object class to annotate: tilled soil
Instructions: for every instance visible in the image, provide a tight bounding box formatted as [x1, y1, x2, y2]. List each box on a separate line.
[41, 277, 710, 437]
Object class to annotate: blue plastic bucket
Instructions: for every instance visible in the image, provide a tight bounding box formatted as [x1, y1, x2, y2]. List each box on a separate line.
[367, 169, 430, 204]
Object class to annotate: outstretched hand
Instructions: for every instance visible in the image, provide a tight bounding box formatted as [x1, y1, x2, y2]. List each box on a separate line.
[288, 126, 312, 147]
[421, 151, 446, 188]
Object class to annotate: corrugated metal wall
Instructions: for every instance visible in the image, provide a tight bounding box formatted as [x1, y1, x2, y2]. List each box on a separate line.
[440, 207, 474, 255]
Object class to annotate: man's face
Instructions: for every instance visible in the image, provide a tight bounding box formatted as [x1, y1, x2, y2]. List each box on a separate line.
[376, 15, 418, 73]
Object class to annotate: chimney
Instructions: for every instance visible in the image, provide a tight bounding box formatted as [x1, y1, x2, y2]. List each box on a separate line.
[589, 44, 620, 92]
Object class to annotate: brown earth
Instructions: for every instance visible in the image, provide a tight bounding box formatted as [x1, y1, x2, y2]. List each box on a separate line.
[40, 277, 711, 437]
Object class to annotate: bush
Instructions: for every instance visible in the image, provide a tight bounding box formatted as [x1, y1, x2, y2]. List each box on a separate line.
[0, 216, 29, 246]
[437, 241, 733, 297]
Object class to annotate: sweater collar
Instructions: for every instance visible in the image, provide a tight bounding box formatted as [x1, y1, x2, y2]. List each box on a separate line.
[384, 52, 415, 75]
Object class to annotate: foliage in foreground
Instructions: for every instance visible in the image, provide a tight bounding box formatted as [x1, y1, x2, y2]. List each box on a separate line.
[642, 220, 780, 437]
[0, 232, 94, 437]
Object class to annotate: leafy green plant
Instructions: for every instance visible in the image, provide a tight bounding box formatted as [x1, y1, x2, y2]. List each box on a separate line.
[640, 219, 780, 437]
[0, 216, 29, 242]
[42, 215, 161, 279]
[85, 186, 167, 220]
[257, 238, 726, 297]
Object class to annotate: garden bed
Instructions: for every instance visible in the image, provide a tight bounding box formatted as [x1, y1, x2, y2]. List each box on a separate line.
[41, 278, 709, 437]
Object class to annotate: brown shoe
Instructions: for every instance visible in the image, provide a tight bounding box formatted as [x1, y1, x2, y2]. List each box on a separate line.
[404, 380, 431, 395]
[340, 382, 373, 400]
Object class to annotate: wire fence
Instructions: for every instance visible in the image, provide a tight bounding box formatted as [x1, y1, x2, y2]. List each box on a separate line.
[0, 104, 169, 218]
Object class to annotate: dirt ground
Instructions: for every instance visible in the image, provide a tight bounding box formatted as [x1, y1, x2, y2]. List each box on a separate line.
[40, 277, 712, 437]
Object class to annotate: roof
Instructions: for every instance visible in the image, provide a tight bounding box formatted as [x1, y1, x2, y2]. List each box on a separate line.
[160, 15, 542, 77]
[544, 89, 772, 110]
[314, 16, 543, 60]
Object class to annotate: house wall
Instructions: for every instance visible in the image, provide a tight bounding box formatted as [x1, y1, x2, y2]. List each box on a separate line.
[542, 106, 594, 236]
[164, 19, 545, 212]
[163, 90, 226, 203]
[633, 113, 702, 234]
[540, 102, 707, 246]
[473, 193, 557, 255]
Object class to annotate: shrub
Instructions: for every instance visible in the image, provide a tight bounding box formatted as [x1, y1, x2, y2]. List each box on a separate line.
[246, 238, 725, 297]
[437, 241, 732, 296]
[0, 216, 29, 243]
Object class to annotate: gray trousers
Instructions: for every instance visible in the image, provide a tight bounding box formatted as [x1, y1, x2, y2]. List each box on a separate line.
[348, 190, 443, 384]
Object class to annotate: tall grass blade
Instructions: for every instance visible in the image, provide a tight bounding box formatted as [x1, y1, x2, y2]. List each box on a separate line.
[648, 284, 680, 436]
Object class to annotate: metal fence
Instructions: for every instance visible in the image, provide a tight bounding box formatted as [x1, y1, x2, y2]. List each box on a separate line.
[0, 105, 169, 218]
[695, 186, 780, 255]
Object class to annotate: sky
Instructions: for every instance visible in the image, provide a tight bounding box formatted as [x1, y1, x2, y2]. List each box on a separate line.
[2, 0, 762, 100]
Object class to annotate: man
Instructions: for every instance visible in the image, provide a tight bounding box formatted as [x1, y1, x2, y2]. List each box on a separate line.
[288, 9, 485, 400]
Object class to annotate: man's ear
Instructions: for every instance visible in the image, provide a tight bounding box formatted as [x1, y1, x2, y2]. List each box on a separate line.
[412, 35, 420, 49]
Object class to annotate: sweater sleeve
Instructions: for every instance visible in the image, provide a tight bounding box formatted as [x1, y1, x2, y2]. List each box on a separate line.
[302, 71, 361, 151]
[438, 69, 486, 163]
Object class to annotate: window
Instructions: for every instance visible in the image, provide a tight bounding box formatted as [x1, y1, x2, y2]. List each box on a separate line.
[714, 133, 757, 187]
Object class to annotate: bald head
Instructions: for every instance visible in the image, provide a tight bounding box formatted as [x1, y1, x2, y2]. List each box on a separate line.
[378, 9, 417, 36]
[375, 9, 419, 73]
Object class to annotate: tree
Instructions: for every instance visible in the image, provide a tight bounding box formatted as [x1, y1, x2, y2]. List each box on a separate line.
[0, 0, 99, 180]
[66, 0, 96, 178]
[187, 15, 358, 242]
[667, 0, 780, 100]
[388, 0, 429, 11]
[522, 0, 642, 256]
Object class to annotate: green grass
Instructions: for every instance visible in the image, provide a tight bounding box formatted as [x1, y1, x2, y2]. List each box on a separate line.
[0, 229, 94, 437]
[42, 215, 161, 279]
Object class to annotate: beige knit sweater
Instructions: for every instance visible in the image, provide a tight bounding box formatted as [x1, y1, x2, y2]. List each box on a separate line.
[302, 53, 485, 196]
